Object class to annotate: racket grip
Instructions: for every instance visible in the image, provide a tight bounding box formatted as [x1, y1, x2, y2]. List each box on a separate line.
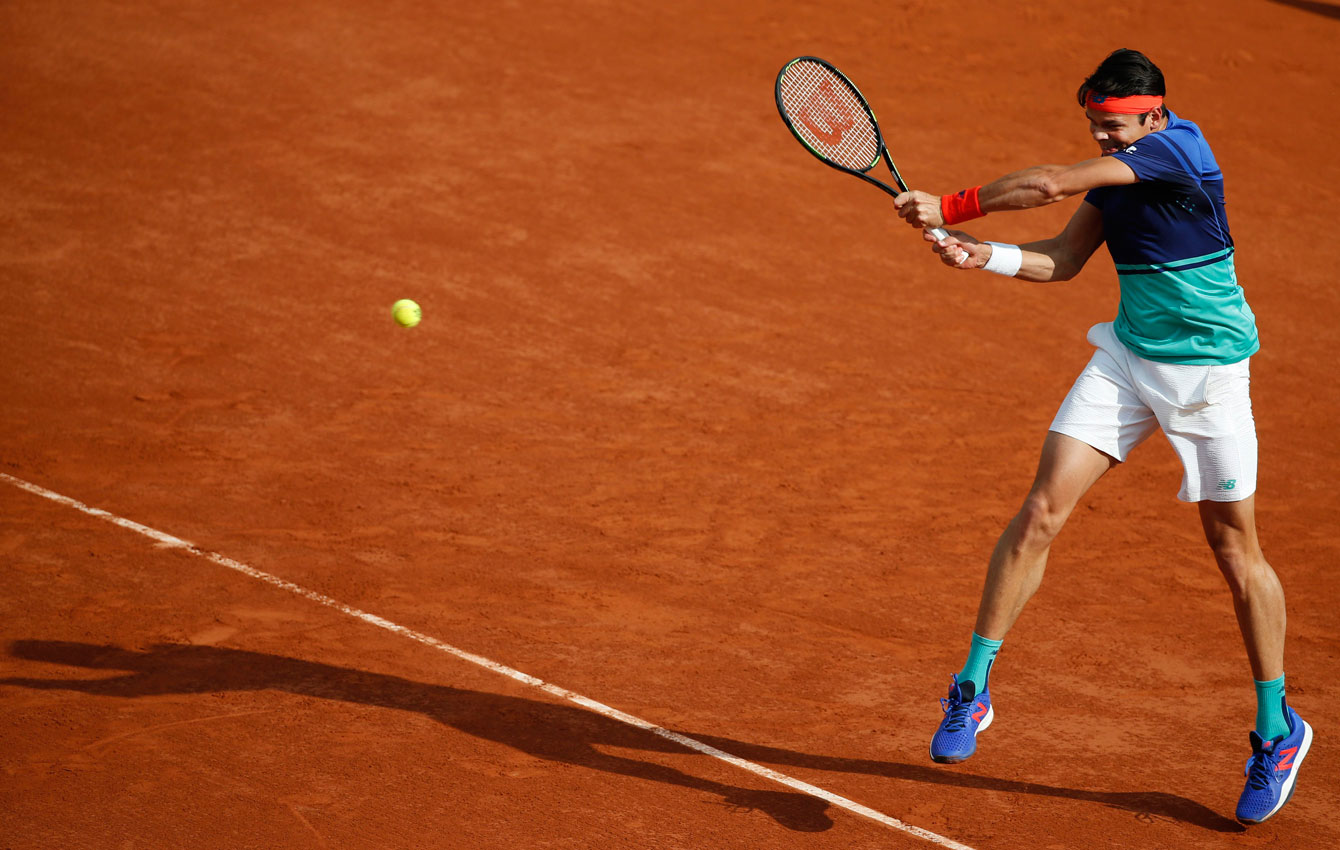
[927, 226, 970, 266]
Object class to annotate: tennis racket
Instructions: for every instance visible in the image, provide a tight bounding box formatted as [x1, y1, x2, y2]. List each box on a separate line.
[775, 56, 950, 242]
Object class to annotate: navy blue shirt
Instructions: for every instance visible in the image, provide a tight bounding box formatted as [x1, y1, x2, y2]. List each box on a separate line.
[1083, 110, 1258, 364]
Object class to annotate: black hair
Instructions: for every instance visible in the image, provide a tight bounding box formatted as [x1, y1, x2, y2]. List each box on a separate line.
[1076, 48, 1166, 107]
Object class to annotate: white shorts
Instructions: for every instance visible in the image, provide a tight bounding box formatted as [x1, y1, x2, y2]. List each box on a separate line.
[1049, 322, 1257, 503]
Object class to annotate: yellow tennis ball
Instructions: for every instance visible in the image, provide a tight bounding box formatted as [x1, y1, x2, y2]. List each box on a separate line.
[391, 299, 421, 328]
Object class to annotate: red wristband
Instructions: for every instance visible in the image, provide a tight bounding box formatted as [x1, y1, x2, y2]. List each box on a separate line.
[941, 186, 984, 225]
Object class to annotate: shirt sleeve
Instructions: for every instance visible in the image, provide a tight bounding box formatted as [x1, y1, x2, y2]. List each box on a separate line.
[1109, 134, 1199, 189]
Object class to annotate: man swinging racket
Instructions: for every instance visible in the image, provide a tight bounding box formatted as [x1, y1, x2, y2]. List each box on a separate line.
[892, 48, 1310, 824]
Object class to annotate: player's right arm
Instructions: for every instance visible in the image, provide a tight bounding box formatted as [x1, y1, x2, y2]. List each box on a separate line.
[894, 156, 1136, 228]
[928, 200, 1105, 282]
[976, 157, 1136, 212]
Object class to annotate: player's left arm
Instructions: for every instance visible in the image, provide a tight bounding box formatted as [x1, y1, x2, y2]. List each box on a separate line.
[926, 200, 1106, 282]
[894, 156, 1136, 228]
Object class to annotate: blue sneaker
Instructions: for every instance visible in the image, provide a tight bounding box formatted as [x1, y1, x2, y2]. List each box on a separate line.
[930, 674, 993, 764]
[1235, 705, 1312, 824]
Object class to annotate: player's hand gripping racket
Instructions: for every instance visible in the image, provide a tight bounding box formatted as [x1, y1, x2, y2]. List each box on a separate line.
[775, 56, 951, 243]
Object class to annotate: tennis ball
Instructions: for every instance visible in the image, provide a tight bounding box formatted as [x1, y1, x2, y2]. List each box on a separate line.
[392, 299, 421, 328]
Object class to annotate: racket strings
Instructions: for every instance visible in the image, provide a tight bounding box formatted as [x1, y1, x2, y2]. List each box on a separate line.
[778, 62, 879, 170]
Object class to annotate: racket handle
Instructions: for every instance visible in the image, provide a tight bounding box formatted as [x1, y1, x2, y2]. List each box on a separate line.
[927, 226, 971, 266]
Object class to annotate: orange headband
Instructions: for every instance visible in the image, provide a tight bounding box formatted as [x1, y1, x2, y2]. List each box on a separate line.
[1085, 92, 1164, 114]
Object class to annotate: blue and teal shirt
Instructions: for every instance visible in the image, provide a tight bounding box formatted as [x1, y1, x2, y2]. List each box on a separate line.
[1084, 110, 1258, 365]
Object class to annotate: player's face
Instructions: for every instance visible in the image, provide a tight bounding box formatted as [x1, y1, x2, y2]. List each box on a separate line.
[1086, 108, 1158, 155]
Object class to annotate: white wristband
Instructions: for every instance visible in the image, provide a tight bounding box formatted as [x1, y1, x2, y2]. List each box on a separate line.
[982, 242, 1023, 277]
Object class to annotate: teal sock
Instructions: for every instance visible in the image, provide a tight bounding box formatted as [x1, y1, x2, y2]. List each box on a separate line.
[957, 632, 1003, 693]
[1254, 675, 1289, 740]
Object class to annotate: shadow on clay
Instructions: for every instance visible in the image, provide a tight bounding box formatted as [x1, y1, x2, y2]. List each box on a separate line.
[681, 730, 1246, 834]
[4, 640, 1243, 834]
[2, 640, 830, 833]
[1268, 0, 1340, 20]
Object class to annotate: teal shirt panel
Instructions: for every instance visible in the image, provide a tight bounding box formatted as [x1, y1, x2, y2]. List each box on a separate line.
[1113, 248, 1260, 365]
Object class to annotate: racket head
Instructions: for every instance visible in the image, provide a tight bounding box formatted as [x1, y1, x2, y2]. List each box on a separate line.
[776, 57, 885, 176]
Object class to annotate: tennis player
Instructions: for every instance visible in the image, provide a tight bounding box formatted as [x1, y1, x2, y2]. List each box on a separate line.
[891, 48, 1309, 824]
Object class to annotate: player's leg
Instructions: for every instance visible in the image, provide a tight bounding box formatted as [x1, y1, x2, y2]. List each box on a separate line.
[1144, 348, 1309, 825]
[1200, 496, 1312, 824]
[974, 431, 1117, 640]
[1198, 496, 1284, 683]
[930, 324, 1156, 765]
[929, 431, 1116, 764]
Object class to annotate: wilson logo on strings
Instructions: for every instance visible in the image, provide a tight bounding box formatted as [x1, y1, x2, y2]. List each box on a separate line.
[798, 79, 855, 146]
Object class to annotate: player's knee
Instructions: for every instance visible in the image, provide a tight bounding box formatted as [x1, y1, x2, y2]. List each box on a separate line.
[1210, 542, 1268, 597]
[1013, 493, 1068, 549]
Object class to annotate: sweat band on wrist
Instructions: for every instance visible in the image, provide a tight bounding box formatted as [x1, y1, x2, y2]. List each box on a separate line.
[983, 242, 1022, 277]
[941, 186, 984, 225]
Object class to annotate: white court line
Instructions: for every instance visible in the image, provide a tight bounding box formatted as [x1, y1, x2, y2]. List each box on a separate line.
[1, 472, 977, 850]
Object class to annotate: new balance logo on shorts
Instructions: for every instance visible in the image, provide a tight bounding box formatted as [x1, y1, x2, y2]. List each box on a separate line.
[1218, 479, 1238, 491]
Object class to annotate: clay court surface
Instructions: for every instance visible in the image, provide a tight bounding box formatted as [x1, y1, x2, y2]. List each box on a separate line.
[3, 1, 1339, 847]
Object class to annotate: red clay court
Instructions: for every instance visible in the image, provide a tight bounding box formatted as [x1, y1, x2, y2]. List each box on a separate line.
[3, 1, 1338, 848]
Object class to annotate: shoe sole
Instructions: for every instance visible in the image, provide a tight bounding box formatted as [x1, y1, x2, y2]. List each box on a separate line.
[1237, 719, 1313, 825]
[930, 705, 993, 764]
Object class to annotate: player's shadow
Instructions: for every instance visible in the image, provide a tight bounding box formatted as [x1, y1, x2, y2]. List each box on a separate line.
[682, 731, 1246, 834]
[4, 640, 1242, 833]
[1268, 0, 1340, 19]
[2, 640, 830, 832]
